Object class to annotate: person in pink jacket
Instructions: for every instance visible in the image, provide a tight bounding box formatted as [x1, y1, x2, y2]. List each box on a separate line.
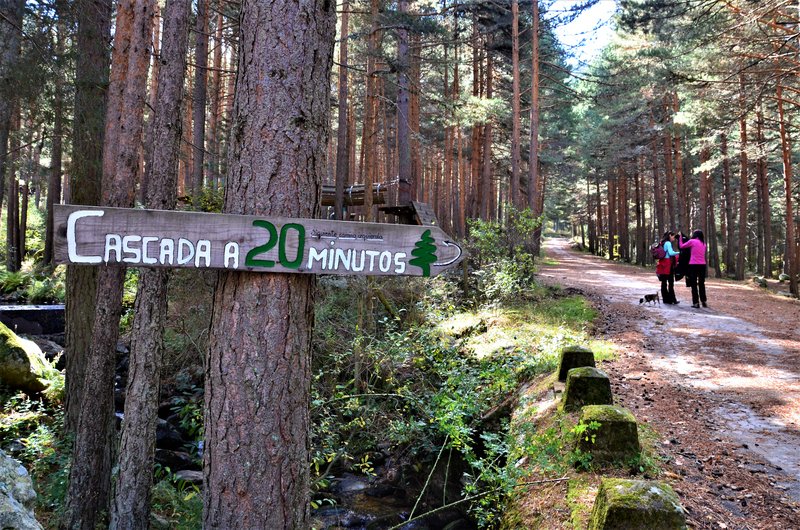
[679, 229, 707, 308]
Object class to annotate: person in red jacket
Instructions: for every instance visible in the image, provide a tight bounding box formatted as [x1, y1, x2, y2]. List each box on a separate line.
[656, 231, 680, 304]
[678, 229, 707, 308]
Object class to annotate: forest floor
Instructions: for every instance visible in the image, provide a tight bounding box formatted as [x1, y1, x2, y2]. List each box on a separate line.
[535, 238, 800, 529]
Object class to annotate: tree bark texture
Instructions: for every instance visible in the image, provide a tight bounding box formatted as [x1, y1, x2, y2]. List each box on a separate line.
[334, 0, 349, 219]
[529, 0, 540, 216]
[361, 0, 380, 222]
[64, 0, 153, 527]
[608, 178, 616, 259]
[0, 0, 24, 206]
[635, 163, 644, 265]
[207, 9, 223, 187]
[777, 85, 797, 296]
[109, 0, 191, 527]
[480, 41, 493, 221]
[396, 0, 412, 207]
[203, 0, 335, 527]
[410, 32, 421, 202]
[510, 0, 520, 209]
[469, 21, 481, 221]
[756, 107, 771, 277]
[6, 108, 19, 271]
[736, 77, 748, 280]
[662, 124, 675, 229]
[720, 132, 735, 276]
[44, 11, 66, 267]
[191, 0, 208, 197]
[672, 93, 688, 230]
[649, 112, 663, 235]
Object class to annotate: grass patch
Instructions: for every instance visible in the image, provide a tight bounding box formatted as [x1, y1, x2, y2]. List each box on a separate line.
[449, 292, 611, 372]
[151, 479, 203, 529]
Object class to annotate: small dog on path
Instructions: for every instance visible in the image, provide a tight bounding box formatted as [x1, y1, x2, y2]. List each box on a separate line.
[639, 293, 660, 305]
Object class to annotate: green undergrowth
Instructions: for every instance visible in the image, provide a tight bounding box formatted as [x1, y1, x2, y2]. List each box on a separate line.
[0, 391, 70, 526]
[311, 269, 608, 526]
[0, 263, 65, 304]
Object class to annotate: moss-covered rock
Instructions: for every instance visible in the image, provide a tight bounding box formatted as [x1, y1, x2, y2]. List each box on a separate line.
[562, 367, 613, 411]
[0, 321, 58, 393]
[589, 478, 686, 529]
[557, 345, 595, 382]
[577, 405, 640, 462]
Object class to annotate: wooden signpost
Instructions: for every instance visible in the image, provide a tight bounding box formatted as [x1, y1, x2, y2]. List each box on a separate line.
[54, 205, 464, 277]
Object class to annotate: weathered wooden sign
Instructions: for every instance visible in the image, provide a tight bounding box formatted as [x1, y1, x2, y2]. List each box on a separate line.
[54, 205, 464, 277]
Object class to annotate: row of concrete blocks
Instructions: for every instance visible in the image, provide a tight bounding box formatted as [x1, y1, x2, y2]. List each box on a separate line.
[557, 345, 687, 529]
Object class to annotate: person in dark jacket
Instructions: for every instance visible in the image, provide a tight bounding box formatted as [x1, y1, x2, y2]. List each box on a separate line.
[656, 231, 680, 305]
[674, 231, 691, 282]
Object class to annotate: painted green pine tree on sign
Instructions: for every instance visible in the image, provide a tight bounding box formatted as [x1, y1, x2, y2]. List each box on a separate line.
[410, 229, 437, 276]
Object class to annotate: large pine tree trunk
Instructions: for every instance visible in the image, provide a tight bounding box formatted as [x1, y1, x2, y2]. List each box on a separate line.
[756, 106, 772, 277]
[19, 176, 27, 265]
[469, 20, 481, 221]
[64, 0, 111, 435]
[672, 93, 688, 230]
[510, 0, 520, 209]
[109, 0, 191, 526]
[595, 177, 603, 255]
[44, 11, 66, 267]
[64, 0, 153, 527]
[720, 132, 735, 276]
[0, 0, 24, 209]
[396, 0, 411, 208]
[529, 0, 541, 251]
[587, 178, 595, 254]
[620, 168, 630, 261]
[203, 0, 334, 526]
[334, 0, 350, 219]
[635, 162, 644, 265]
[207, 9, 223, 188]
[649, 112, 663, 235]
[191, 0, 208, 198]
[663, 125, 675, 228]
[699, 144, 709, 237]
[452, 26, 464, 236]
[6, 108, 19, 271]
[361, 0, 380, 222]
[777, 85, 797, 296]
[480, 42, 493, 221]
[410, 33, 421, 202]
[661, 96, 673, 229]
[736, 77, 748, 281]
[608, 178, 616, 259]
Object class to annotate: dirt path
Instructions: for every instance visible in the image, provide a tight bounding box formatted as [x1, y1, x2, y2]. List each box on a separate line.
[537, 238, 800, 529]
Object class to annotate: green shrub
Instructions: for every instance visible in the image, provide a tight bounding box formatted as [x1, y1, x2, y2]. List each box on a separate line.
[0, 270, 31, 293]
[466, 206, 542, 303]
[466, 205, 542, 266]
[190, 186, 224, 213]
[24, 277, 65, 303]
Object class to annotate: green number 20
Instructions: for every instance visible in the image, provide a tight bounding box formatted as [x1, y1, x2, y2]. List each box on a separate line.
[245, 221, 305, 269]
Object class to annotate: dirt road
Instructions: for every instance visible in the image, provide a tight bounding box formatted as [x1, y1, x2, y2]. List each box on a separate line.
[538, 238, 800, 529]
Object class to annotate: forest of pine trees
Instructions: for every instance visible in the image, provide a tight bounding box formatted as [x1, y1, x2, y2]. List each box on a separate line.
[2, 0, 797, 296]
[1, 0, 800, 526]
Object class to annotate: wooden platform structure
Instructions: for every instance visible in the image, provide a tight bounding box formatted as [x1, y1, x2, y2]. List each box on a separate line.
[322, 182, 438, 228]
[320, 183, 386, 207]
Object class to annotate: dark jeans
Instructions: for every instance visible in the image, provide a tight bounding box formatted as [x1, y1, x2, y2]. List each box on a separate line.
[658, 273, 677, 303]
[687, 264, 707, 305]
